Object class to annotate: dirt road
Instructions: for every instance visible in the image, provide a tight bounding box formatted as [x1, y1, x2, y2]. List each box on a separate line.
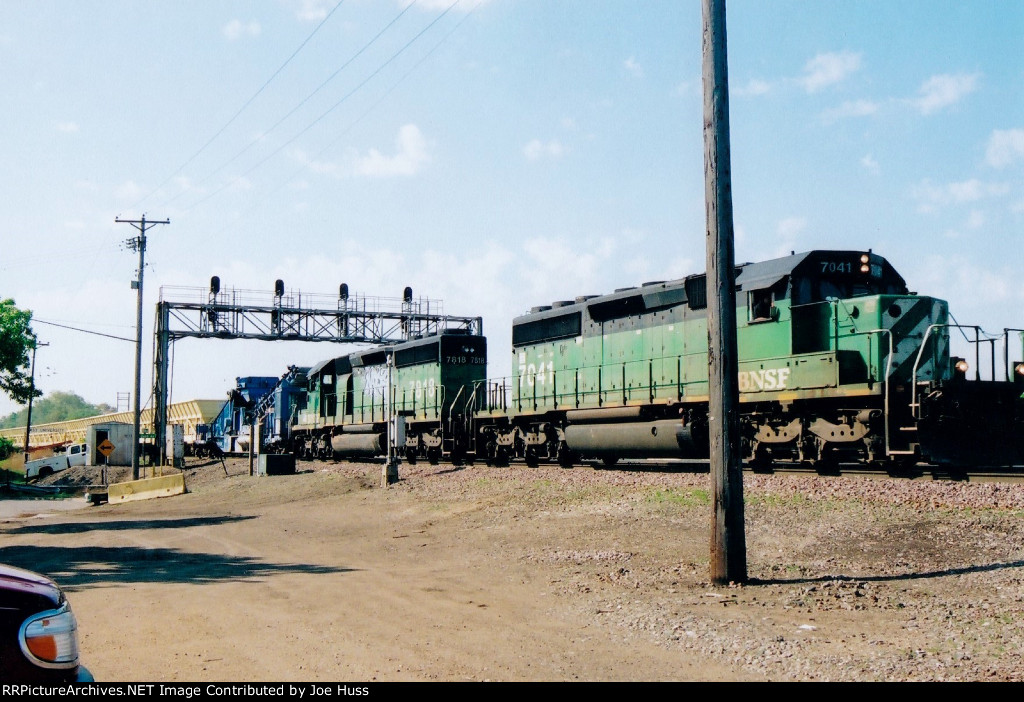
[3, 458, 1024, 681]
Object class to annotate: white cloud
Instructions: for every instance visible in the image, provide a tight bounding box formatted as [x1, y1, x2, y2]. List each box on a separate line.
[771, 217, 807, 258]
[291, 149, 340, 177]
[114, 180, 144, 201]
[295, 0, 330, 21]
[820, 99, 879, 122]
[350, 124, 431, 177]
[911, 178, 1010, 213]
[227, 176, 253, 192]
[965, 210, 985, 229]
[523, 139, 566, 161]
[734, 79, 771, 97]
[624, 57, 643, 78]
[798, 51, 862, 93]
[985, 128, 1024, 169]
[777, 217, 806, 238]
[912, 72, 979, 115]
[223, 19, 261, 40]
[407, 0, 491, 12]
[860, 154, 880, 174]
[54, 121, 79, 133]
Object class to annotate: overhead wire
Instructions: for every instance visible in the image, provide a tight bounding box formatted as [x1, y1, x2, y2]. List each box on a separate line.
[209, 0, 480, 237]
[161, 0, 420, 210]
[130, 0, 349, 212]
[180, 0, 462, 216]
[33, 319, 136, 343]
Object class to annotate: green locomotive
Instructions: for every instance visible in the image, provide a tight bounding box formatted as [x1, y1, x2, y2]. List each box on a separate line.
[290, 331, 487, 463]
[474, 249, 1022, 470]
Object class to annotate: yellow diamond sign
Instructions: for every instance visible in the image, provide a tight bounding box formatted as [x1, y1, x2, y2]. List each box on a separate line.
[97, 439, 116, 457]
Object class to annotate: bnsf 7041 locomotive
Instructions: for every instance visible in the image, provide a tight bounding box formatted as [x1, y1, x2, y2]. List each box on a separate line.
[285, 250, 1024, 472]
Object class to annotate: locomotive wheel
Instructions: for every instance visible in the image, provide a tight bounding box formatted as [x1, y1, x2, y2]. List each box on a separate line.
[494, 446, 510, 467]
[748, 445, 774, 473]
[599, 456, 619, 469]
[524, 447, 539, 468]
[557, 444, 574, 468]
[405, 447, 417, 464]
[427, 447, 441, 465]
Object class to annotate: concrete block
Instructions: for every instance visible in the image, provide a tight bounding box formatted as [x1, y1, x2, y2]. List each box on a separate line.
[107, 473, 186, 504]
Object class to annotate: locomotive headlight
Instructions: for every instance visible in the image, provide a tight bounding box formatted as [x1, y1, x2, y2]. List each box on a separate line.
[859, 253, 870, 273]
[1014, 362, 1024, 377]
[955, 359, 969, 374]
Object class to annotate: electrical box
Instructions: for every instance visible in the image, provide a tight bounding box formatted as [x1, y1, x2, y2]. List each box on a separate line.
[257, 453, 295, 476]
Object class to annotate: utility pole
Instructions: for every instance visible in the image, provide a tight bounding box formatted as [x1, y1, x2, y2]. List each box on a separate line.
[702, 0, 747, 584]
[21, 341, 48, 468]
[116, 214, 169, 481]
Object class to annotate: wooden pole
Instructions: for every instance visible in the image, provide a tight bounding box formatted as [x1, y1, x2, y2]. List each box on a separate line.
[702, 0, 747, 585]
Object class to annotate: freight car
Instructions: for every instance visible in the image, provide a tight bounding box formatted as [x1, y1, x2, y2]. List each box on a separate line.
[282, 249, 1024, 472]
[288, 330, 487, 464]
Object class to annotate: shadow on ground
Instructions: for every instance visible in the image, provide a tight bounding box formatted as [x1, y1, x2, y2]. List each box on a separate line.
[2, 515, 256, 535]
[0, 542, 354, 590]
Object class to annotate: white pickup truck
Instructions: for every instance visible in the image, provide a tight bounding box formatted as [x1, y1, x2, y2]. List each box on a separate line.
[25, 443, 88, 480]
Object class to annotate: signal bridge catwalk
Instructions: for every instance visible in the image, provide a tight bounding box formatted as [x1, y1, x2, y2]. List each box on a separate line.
[152, 280, 483, 462]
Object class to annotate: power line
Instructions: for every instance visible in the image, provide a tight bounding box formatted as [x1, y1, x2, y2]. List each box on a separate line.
[169, 0, 424, 213]
[209, 0, 480, 238]
[32, 319, 136, 343]
[181, 1, 461, 215]
[131, 0, 348, 212]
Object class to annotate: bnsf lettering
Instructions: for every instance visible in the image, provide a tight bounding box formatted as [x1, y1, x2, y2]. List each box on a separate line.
[738, 368, 791, 392]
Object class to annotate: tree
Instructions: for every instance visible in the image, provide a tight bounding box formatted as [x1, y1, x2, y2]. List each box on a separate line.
[0, 298, 39, 405]
[0, 392, 114, 429]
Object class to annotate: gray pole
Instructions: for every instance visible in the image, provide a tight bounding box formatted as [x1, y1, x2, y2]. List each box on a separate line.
[702, 0, 747, 584]
[116, 214, 169, 481]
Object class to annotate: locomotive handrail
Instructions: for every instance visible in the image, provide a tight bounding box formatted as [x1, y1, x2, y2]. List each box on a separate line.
[913, 325, 991, 417]
[1004, 328, 1024, 381]
[845, 328, 895, 456]
[910, 324, 982, 418]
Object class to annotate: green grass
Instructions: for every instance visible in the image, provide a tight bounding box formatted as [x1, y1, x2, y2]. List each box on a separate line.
[646, 487, 710, 507]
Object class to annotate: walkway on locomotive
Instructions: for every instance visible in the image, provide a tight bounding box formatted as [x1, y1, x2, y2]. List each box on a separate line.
[294, 332, 488, 431]
[492, 250, 952, 416]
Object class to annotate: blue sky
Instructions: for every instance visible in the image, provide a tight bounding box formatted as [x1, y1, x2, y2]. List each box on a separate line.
[1, 0, 1022, 417]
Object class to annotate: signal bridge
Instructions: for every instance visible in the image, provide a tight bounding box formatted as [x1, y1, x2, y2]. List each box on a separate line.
[152, 279, 483, 463]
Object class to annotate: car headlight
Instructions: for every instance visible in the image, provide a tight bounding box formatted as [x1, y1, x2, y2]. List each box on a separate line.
[19, 604, 81, 668]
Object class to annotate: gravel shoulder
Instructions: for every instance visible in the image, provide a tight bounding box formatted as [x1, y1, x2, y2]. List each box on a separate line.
[2, 457, 1024, 682]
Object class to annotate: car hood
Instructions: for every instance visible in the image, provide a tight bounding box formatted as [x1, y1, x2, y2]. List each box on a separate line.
[0, 563, 63, 607]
